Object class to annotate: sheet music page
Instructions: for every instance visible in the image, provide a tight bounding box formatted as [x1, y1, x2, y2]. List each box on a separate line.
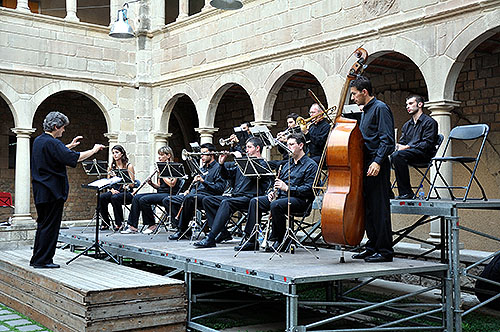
[88, 176, 122, 189]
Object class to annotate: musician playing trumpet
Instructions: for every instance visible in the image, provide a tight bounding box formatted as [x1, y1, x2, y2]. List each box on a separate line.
[122, 146, 180, 234]
[234, 133, 317, 252]
[302, 103, 331, 164]
[270, 112, 300, 170]
[167, 143, 226, 240]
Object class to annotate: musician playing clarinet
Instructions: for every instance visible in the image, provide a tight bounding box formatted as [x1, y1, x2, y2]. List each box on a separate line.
[167, 143, 226, 240]
[234, 133, 317, 252]
[194, 137, 271, 248]
[122, 146, 180, 234]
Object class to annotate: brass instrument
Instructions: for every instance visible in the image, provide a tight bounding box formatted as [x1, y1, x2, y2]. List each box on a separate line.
[181, 149, 233, 160]
[296, 106, 337, 132]
[219, 137, 236, 147]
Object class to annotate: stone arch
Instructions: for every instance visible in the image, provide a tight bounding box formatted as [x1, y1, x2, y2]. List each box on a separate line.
[157, 85, 199, 132]
[262, 59, 329, 120]
[0, 78, 21, 127]
[30, 81, 115, 132]
[206, 73, 256, 127]
[443, 11, 500, 100]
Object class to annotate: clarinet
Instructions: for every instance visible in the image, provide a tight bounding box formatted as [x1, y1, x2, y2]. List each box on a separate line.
[262, 165, 282, 248]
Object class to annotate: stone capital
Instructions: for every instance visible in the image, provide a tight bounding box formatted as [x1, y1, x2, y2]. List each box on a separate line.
[195, 127, 219, 135]
[153, 132, 173, 140]
[425, 100, 461, 115]
[103, 132, 119, 141]
[251, 120, 277, 128]
[11, 128, 36, 138]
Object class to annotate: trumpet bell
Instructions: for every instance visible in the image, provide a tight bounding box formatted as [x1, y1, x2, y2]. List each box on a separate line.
[181, 149, 190, 161]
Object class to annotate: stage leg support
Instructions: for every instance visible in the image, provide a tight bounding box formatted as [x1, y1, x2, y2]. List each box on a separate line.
[287, 284, 298, 331]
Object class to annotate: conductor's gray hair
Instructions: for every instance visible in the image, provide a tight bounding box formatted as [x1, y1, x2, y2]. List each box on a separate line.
[43, 111, 69, 132]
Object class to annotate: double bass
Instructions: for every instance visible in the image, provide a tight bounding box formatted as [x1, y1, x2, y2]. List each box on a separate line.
[320, 48, 368, 246]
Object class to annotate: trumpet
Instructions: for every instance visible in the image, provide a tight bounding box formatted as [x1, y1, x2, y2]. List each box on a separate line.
[181, 149, 233, 160]
[296, 106, 337, 131]
[219, 137, 236, 147]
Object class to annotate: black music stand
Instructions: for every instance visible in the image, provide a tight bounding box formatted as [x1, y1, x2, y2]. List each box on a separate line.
[67, 177, 121, 265]
[81, 160, 109, 232]
[114, 168, 135, 232]
[179, 160, 207, 241]
[154, 162, 186, 235]
[234, 156, 274, 257]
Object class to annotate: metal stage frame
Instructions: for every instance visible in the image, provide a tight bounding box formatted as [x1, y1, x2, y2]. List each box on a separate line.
[390, 198, 500, 332]
[59, 228, 450, 332]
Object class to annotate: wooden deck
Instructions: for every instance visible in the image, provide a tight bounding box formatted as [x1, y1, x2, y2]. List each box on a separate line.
[0, 249, 186, 332]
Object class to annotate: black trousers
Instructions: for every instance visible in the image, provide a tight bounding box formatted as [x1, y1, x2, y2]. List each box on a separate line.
[30, 199, 65, 266]
[164, 193, 211, 231]
[202, 195, 251, 242]
[99, 191, 133, 227]
[391, 148, 429, 196]
[127, 193, 172, 228]
[363, 158, 394, 257]
[245, 196, 308, 242]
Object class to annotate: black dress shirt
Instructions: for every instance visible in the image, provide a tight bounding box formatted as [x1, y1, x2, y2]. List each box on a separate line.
[305, 119, 331, 157]
[220, 158, 271, 197]
[191, 160, 226, 195]
[399, 113, 438, 158]
[277, 155, 318, 199]
[359, 98, 395, 165]
[31, 133, 80, 204]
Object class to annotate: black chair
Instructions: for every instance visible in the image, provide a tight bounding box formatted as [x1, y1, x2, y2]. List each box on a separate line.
[427, 124, 489, 201]
[289, 199, 321, 250]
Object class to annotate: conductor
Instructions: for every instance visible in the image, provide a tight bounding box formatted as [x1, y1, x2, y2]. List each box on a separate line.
[30, 111, 104, 268]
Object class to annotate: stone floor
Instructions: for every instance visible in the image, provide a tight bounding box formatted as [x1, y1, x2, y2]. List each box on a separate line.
[0, 304, 49, 332]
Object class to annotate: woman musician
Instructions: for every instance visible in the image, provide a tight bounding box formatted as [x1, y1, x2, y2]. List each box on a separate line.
[99, 145, 136, 231]
[122, 146, 180, 234]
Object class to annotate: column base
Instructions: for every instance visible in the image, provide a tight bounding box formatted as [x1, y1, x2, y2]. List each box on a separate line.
[65, 13, 80, 22]
[16, 6, 31, 13]
[11, 214, 35, 226]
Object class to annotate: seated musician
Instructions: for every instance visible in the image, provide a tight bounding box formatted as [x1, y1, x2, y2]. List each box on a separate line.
[98, 145, 135, 231]
[193, 137, 271, 248]
[166, 143, 226, 240]
[269, 112, 300, 170]
[391, 95, 438, 199]
[227, 122, 252, 154]
[302, 103, 331, 164]
[122, 146, 179, 234]
[234, 133, 317, 252]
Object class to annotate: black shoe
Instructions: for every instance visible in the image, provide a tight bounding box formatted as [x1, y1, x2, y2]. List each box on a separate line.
[395, 193, 414, 200]
[193, 237, 216, 248]
[169, 230, 191, 240]
[364, 253, 393, 263]
[33, 263, 60, 269]
[234, 240, 259, 252]
[352, 250, 374, 259]
[215, 230, 233, 243]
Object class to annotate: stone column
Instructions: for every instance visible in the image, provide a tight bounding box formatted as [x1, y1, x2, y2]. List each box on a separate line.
[11, 128, 36, 225]
[153, 132, 172, 155]
[202, 0, 212, 11]
[425, 100, 460, 244]
[195, 127, 218, 144]
[150, 0, 166, 30]
[16, 0, 31, 12]
[177, 0, 189, 21]
[104, 132, 119, 164]
[251, 120, 277, 160]
[65, 0, 80, 22]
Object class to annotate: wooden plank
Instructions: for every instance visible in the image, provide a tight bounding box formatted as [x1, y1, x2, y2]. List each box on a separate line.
[85, 284, 185, 305]
[86, 297, 186, 320]
[88, 310, 187, 332]
[127, 324, 186, 332]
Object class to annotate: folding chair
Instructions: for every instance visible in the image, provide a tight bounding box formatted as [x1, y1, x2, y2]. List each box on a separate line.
[154, 177, 186, 232]
[427, 124, 489, 201]
[392, 134, 444, 199]
[0, 192, 14, 226]
[289, 199, 321, 250]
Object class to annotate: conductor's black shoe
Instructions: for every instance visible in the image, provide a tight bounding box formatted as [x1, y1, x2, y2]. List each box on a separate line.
[234, 241, 259, 252]
[215, 230, 233, 243]
[193, 237, 216, 248]
[395, 193, 414, 200]
[352, 250, 374, 260]
[364, 253, 393, 263]
[169, 230, 191, 240]
[33, 263, 60, 269]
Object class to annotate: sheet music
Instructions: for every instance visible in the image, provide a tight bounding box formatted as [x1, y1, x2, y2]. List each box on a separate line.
[87, 176, 122, 189]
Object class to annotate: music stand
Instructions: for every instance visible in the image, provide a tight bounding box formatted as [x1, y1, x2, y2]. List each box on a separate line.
[234, 156, 274, 257]
[81, 160, 109, 232]
[250, 125, 275, 148]
[179, 161, 207, 241]
[67, 177, 121, 265]
[114, 168, 135, 232]
[154, 162, 186, 235]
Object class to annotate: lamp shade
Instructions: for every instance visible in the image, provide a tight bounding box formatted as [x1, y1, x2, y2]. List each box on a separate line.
[210, 0, 243, 10]
[109, 9, 135, 38]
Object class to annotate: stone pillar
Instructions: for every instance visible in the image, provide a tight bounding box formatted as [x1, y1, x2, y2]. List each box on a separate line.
[153, 132, 172, 155]
[251, 120, 277, 160]
[425, 100, 460, 244]
[150, 0, 166, 30]
[202, 0, 212, 11]
[177, 0, 189, 21]
[16, 0, 31, 12]
[104, 132, 119, 164]
[195, 127, 218, 144]
[109, 0, 122, 26]
[65, 0, 80, 22]
[11, 128, 36, 225]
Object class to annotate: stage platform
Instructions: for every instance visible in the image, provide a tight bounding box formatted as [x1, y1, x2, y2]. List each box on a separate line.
[59, 227, 451, 331]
